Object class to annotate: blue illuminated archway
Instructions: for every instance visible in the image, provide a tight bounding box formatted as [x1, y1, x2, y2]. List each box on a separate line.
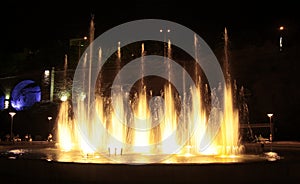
[0, 88, 4, 110]
[11, 80, 41, 111]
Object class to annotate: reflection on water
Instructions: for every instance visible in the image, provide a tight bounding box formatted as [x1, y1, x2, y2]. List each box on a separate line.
[0, 146, 273, 164]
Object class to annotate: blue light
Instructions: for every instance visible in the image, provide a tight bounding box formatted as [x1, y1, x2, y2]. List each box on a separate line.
[0, 95, 4, 110]
[11, 80, 41, 111]
[0, 88, 4, 110]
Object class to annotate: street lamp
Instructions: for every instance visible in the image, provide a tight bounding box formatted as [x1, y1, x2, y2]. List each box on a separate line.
[279, 26, 284, 31]
[160, 28, 171, 58]
[279, 26, 285, 51]
[9, 112, 16, 141]
[48, 116, 52, 133]
[69, 36, 88, 62]
[267, 113, 274, 142]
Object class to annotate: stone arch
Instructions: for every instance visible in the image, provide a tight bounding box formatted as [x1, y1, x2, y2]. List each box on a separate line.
[11, 80, 41, 111]
[0, 86, 4, 110]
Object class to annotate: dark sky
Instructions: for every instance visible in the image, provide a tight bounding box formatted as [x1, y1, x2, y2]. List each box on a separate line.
[1, 1, 299, 51]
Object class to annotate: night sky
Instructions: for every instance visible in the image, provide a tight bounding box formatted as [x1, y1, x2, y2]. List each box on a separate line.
[1, 1, 300, 140]
[2, 1, 299, 50]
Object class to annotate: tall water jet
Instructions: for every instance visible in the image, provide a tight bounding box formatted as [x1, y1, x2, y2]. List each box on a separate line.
[57, 98, 74, 152]
[131, 43, 152, 153]
[160, 84, 179, 154]
[62, 54, 68, 94]
[57, 16, 97, 154]
[117, 41, 121, 61]
[141, 43, 145, 87]
[57, 54, 74, 151]
[188, 34, 209, 155]
[158, 32, 179, 154]
[87, 15, 95, 122]
[96, 47, 102, 94]
[188, 85, 207, 154]
[167, 39, 172, 83]
[194, 34, 200, 84]
[218, 27, 240, 155]
[223, 28, 230, 84]
[115, 41, 122, 87]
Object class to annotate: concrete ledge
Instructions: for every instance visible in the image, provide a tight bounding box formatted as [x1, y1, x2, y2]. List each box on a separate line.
[0, 158, 300, 184]
[1, 141, 300, 184]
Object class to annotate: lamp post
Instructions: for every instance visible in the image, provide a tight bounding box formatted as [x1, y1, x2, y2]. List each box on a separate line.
[47, 116, 53, 142]
[160, 29, 171, 58]
[9, 112, 16, 141]
[48, 116, 52, 134]
[267, 113, 274, 142]
[279, 26, 284, 51]
[79, 36, 88, 61]
[69, 36, 88, 63]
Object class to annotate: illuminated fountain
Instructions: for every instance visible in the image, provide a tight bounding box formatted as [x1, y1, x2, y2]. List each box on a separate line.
[0, 19, 289, 184]
[55, 19, 243, 164]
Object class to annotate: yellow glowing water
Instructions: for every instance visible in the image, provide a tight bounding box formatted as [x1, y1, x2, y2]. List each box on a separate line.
[56, 25, 241, 161]
[132, 86, 151, 153]
[57, 81, 240, 158]
[57, 101, 74, 152]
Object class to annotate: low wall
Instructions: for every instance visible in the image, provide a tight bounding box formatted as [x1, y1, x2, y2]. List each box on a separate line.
[0, 158, 300, 184]
[1, 141, 300, 184]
